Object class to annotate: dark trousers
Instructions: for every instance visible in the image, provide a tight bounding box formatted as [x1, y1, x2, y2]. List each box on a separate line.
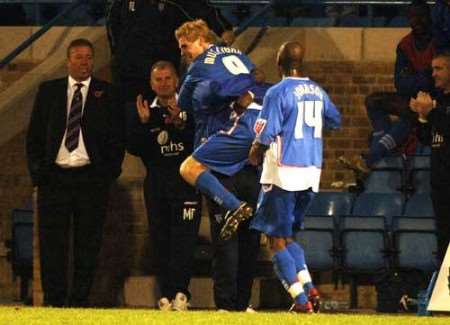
[38, 166, 110, 307]
[144, 168, 201, 300]
[431, 186, 450, 263]
[207, 166, 261, 310]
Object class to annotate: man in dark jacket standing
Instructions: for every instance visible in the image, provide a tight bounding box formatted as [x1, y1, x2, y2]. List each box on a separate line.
[26, 38, 124, 307]
[126, 60, 200, 311]
[410, 50, 450, 264]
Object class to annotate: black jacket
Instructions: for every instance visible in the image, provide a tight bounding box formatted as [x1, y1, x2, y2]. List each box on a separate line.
[417, 92, 450, 187]
[26, 77, 125, 186]
[125, 99, 194, 170]
[107, 0, 232, 79]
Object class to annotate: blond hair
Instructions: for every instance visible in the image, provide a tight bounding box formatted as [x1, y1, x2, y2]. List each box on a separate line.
[175, 19, 215, 43]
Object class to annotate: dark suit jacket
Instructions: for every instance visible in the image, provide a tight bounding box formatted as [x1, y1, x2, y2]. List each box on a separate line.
[26, 76, 124, 186]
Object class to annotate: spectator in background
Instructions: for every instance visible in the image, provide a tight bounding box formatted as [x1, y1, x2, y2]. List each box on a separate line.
[26, 38, 124, 307]
[338, 0, 435, 181]
[432, 0, 450, 51]
[410, 50, 450, 265]
[125, 61, 200, 311]
[106, 0, 233, 102]
[245, 41, 341, 313]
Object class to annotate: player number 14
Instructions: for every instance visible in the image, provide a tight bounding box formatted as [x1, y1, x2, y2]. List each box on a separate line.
[295, 100, 323, 139]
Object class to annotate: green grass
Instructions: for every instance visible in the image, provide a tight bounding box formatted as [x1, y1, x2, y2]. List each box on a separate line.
[0, 307, 449, 325]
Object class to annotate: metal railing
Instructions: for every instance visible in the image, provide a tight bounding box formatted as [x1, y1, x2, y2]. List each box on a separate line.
[0, 0, 436, 68]
[0, 0, 87, 69]
[209, 1, 435, 4]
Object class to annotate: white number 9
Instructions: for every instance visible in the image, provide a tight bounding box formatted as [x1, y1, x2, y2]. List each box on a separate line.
[222, 55, 250, 75]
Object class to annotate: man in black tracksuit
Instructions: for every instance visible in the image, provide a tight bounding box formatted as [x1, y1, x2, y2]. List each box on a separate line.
[126, 60, 200, 310]
[410, 50, 450, 263]
[106, 0, 233, 102]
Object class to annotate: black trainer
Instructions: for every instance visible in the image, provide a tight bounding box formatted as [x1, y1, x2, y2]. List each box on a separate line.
[220, 202, 253, 240]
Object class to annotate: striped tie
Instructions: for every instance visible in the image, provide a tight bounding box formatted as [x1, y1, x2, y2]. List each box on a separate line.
[65, 83, 83, 152]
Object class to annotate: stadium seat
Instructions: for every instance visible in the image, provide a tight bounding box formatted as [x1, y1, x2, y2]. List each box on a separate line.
[392, 216, 438, 272]
[408, 155, 431, 193]
[338, 16, 386, 27]
[363, 156, 404, 193]
[295, 192, 354, 272]
[391, 192, 438, 272]
[290, 17, 336, 27]
[305, 191, 354, 217]
[386, 16, 408, 27]
[8, 209, 33, 303]
[340, 192, 403, 308]
[403, 193, 434, 218]
[351, 192, 404, 223]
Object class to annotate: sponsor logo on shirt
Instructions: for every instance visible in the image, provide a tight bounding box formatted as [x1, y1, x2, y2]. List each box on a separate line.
[254, 118, 267, 135]
[157, 130, 185, 156]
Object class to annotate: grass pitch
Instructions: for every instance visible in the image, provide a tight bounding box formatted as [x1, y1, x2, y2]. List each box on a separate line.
[0, 307, 449, 325]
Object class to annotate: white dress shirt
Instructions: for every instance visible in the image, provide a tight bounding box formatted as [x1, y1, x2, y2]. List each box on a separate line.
[55, 76, 91, 168]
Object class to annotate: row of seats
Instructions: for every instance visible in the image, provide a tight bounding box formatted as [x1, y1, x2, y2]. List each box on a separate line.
[363, 154, 431, 193]
[299, 191, 437, 272]
[298, 191, 437, 307]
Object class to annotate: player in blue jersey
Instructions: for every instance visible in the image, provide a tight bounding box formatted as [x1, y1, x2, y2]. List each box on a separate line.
[175, 19, 257, 224]
[227, 41, 341, 313]
[175, 19, 255, 147]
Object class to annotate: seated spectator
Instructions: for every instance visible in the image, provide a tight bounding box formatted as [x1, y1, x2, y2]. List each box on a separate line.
[338, 0, 435, 181]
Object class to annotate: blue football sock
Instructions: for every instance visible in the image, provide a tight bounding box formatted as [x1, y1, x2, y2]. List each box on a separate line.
[273, 249, 308, 304]
[287, 242, 314, 294]
[195, 171, 241, 211]
[367, 118, 412, 166]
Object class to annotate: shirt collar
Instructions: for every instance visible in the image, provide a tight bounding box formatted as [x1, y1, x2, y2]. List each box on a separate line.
[150, 94, 179, 108]
[68, 75, 91, 90]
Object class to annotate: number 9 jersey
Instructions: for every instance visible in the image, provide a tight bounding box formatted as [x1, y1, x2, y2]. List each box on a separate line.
[178, 45, 255, 148]
[254, 77, 341, 192]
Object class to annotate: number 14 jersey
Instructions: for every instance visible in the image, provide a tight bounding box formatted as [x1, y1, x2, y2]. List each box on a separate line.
[254, 77, 341, 191]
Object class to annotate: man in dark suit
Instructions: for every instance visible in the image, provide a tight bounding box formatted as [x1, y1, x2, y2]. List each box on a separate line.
[26, 38, 124, 307]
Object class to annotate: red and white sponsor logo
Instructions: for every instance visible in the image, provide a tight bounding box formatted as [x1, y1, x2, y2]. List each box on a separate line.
[254, 118, 267, 135]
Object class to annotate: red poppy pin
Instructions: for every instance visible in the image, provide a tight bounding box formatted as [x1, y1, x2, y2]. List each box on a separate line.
[94, 90, 104, 98]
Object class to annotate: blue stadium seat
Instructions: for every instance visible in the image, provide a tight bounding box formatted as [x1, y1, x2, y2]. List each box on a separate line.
[392, 216, 438, 272]
[386, 16, 408, 27]
[338, 16, 386, 27]
[306, 192, 354, 217]
[340, 192, 403, 308]
[391, 192, 438, 272]
[408, 155, 431, 193]
[295, 192, 354, 272]
[404, 193, 434, 218]
[290, 17, 336, 27]
[363, 156, 404, 193]
[9, 209, 33, 303]
[351, 192, 404, 222]
[342, 192, 402, 269]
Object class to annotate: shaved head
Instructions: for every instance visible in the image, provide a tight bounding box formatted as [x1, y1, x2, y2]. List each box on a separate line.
[277, 41, 305, 77]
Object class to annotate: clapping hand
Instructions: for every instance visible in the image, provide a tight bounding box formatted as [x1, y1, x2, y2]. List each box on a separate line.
[166, 97, 181, 119]
[409, 91, 433, 121]
[136, 94, 150, 123]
